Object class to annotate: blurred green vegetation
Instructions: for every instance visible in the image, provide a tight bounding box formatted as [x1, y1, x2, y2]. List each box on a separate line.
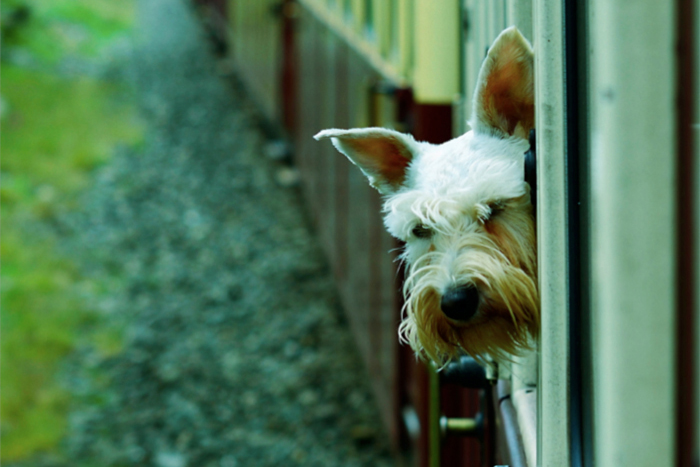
[2, 0, 135, 62]
[1, 0, 142, 461]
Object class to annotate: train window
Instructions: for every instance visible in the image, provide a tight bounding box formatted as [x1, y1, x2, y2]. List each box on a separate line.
[228, 0, 697, 464]
[364, 0, 372, 35]
[461, 1, 581, 465]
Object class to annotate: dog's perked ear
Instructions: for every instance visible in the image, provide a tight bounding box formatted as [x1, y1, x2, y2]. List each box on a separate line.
[314, 127, 421, 194]
[470, 26, 535, 140]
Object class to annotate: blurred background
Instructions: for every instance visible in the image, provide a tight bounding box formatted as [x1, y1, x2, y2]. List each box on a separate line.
[3, 0, 698, 466]
[1, 1, 395, 466]
[2, 0, 143, 460]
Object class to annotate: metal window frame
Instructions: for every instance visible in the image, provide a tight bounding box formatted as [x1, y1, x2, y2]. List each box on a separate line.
[532, 1, 571, 466]
[457, 4, 552, 466]
[696, 0, 700, 458]
[587, 1, 677, 466]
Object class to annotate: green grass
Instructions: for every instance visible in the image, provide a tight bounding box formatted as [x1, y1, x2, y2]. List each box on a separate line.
[3, 0, 135, 62]
[1, 0, 142, 461]
[1, 234, 93, 459]
[2, 66, 143, 203]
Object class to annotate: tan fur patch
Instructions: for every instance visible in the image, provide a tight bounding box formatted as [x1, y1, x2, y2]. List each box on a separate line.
[399, 195, 539, 365]
[343, 136, 412, 189]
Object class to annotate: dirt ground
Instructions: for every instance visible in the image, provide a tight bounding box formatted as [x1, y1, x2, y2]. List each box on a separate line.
[8, 0, 395, 466]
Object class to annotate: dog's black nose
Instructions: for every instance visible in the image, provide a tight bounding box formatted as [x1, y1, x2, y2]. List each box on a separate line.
[440, 285, 480, 321]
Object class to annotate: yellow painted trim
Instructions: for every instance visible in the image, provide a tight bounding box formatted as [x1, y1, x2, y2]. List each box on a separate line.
[372, 0, 391, 57]
[298, 0, 408, 86]
[428, 363, 441, 467]
[396, 0, 413, 79]
[350, 0, 365, 34]
[412, 0, 460, 104]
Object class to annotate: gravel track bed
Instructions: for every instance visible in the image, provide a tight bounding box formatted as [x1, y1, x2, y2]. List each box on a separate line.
[13, 1, 395, 466]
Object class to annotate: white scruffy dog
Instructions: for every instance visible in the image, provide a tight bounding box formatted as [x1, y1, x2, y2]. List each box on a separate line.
[315, 27, 538, 364]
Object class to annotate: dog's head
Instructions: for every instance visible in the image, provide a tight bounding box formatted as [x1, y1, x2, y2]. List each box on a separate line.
[315, 27, 538, 364]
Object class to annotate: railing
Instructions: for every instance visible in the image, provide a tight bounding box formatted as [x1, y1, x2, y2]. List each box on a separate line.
[297, 0, 413, 86]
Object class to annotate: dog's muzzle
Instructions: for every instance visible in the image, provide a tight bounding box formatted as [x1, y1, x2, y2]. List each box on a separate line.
[440, 285, 479, 322]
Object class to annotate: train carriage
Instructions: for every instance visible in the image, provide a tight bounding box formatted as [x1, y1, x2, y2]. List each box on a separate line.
[198, 1, 699, 465]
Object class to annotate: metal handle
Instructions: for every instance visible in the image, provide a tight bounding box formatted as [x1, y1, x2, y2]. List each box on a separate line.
[429, 361, 491, 467]
[439, 414, 481, 437]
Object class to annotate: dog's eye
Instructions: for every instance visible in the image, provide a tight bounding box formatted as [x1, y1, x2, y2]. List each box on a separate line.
[478, 201, 506, 223]
[487, 201, 506, 218]
[411, 224, 433, 239]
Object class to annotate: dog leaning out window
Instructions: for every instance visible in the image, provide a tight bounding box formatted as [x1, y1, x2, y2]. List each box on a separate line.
[316, 27, 538, 366]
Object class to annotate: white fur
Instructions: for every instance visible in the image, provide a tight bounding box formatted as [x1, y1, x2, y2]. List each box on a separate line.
[314, 127, 426, 194]
[314, 27, 538, 363]
[384, 131, 528, 243]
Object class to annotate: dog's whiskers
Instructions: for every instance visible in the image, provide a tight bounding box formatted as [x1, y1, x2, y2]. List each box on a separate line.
[317, 26, 539, 365]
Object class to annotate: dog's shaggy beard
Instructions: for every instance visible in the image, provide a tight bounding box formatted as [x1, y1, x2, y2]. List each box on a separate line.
[399, 211, 539, 365]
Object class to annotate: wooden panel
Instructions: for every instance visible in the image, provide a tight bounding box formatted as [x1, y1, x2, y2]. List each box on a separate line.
[228, 0, 281, 122]
[317, 28, 336, 254]
[676, 0, 698, 464]
[293, 7, 404, 448]
[329, 42, 350, 279]
[294, 7, 316, 206]
[228, 4, 487, 465]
